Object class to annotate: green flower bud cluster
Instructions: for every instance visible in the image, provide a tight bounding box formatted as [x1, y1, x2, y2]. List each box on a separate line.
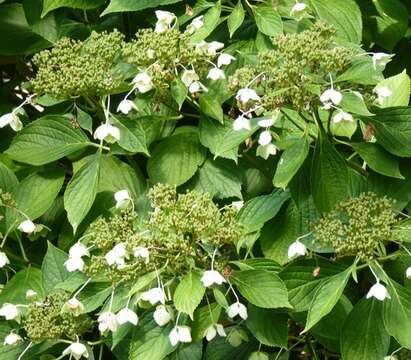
[23, 292, 92, 342]
[31, 30, 125, 99]
[313, 193, 397, 261]
[229, 22, 353, 110]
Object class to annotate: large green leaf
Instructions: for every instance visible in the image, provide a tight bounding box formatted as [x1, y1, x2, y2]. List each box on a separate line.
[174, 271, 205, 319]
[231, 269, 291, 309]
[252, 6, 283, 37]
[64, 152, 101, 232]
[336, 57, 384, 85]
[375, 70, 410, 108]
[6, 115, 91, 166]
[42, 0, 105, 16]
[41, 242, 70, 293]
[227, 1, 245, 38]
[199, 94, 224, 124]
[102, 0, 182, 15]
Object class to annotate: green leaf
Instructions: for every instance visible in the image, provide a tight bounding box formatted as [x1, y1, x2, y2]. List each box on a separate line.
[375, 70, 410, 108]
[6, 115, 91, 166]
[302, 266, 352, 333]
[76, 106, 93, 134]
[252, 6, 283, 37]
[340, 92, 373, 116]
[41, 241, 70, 293]
[171, 77, 188, 110]
[227, 1, 245, 38]
[311, 134, 349, 213]
[0, 161, 18, 193]
[189, 1, 221, 43]
[174, 271, 205, 319]
[231, 270, 291, 309]
[42, 0, 105, 16]
[147, 132, 207, 186]
[64, 152, 101, 232]
[341, 299, 390, 360]
[336, 57, 384, 85]
[311, 0, 362, 44]
[237, 190, 290, 233]
[199, 95, 224, 124]
[102, 0, 182, 15]
[273, 136, 309, 189]
[330, 116, 358, 139]
[351, 142, 403, 179]
[245, 305, 288, 347]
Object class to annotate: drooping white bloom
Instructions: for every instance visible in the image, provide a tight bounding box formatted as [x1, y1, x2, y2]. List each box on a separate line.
[227, 302, 248, 320]
[0, 303, 19, 321]
[258, 130, 272, 146]
[333, 111, 354, 123]
[18, 220, 36, 234]
[134, 246, 150, 263]
[62, 341, 89, 359]
[114, 189, 131, 209]
[105, 243, 127, 267]
[257, 143, 277, 160]
[181, 70, 200, 87]
[320, 89, 342, 108]
[233, 115, 251, 131]
[155, 10, 176, 33]
[117, 99, 137, 115]
[169, 325, 192, 346]
[236, 88, 261, 104]
[204, 324, 226, 341]
[406, 266, 411, 279]
[132, 72, 153, 93]
[64, 257, 85, 272]
[187, 16, 204, 34]
[188, 81, 207, 94]
[258, 118, 275, 128]
[366, 282, 390, 301]
[25, 289, 37, 301]
[288, 240, 307, 259]
[98, 311, 119, 333]
[206, 41, 225, 56]
[140, 287, 166, 305]
[372, 52, 392, 70]
[207, 67, 226, 81]
[153, 305, 171, 326]
[116, 308, 138, 326]
[4, 332, 22, 346]
[374, 86, 392, 105]
[290, 2, 308, 19]
[69, 242, 90, 259]
[0, 112, 23, 132]
[94, 123, 121, 143]
[217, 53, 236, 68]
[201, 270, 226, 287]
[0, 252, 10, 268]
[232, 200, 244, 210]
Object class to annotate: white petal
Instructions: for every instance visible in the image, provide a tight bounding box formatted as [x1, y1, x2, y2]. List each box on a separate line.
[69, 242, 90, 258]
[217, 53, 236, 68]
[18, 220, 36, 234]
[153, 305, 171, 326]
[232, 201, 244, 210]
[207, 68, 225, 81]
[134, 246, 150, 263]
[116, 308, 138, 326]
[201, 270, 226, 287]
[0, 304, 19, 321]
[205, 325, 217, 341]
[288, 240, 307, 259]
[406, 266, 411, 279]
[236, 88, 260, 104]
[233, 116, 251, 131]
[140, 287, 166, 305]
[0, 252, 10, 268]
[258, 130, 272, 146]
[64, 257, 85, 272]
[169, 327, 180, 346]
[207, 41, 224, 56]
[176, 326, 192, 343]
[257, 118, 275, 128]
[237, 303, 248, 320]
[320, 89, 342, 106]
[372, 52, 392, 70]
[117, 99, 136, 115]
[216, 324, 226, 337]
[0, 113, 14, 128]
[4, 332, 22, 346]
[181, 70, 199, 87]
[226, 303, 239, 318]
[366, 282, 390, 301]
[115, 190, 131, 209]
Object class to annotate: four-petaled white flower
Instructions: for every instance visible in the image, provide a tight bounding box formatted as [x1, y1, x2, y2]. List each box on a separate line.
[233, 115, 251, 131]
[153, 305, 171, 326]
[4, 332, 22, 346]
[105, 243, 127, 268]
[98, 311, 119, 333]
[232, 200, 244, 210]
[114, 189, 131, 209]
[69, 242, 90, 259]
[117, 99, 137, 115]
[62, 341, 89, 359]
[132, 72, 153, 93]
[64, 257, 85, 272]
[187, 16, 204, 34]
[94, 123, 121, 143]
[18, 220, 36, 234]
[288, 240, 307, 259]
[374, 86, 392, 105]
[258, 118, 275, 128]
[258, 130, 272, 146]
[290, 2, 308, 19]
[201, 270, 226, 287]
[406, 266, 411, 279]
[204, 324, 226, 341]
[0, 303, 19, 321]
[236, 88, 261, 104]
[207, 68, 226, 81]
[372, 52, 392, 70]
[217, 53, 236, 68]
[333, 111, 354, 123]
[227, 302, 248, 320]
[140, 287, 166, 305]
[116, 308, 138, 326]
[0, 251, 10, 268]
[154, 10, 176, 33]
[134, 246, 150, 263]
[169, 325, 192, 346]
[320, 89, 342, 109]
[181, 70, 200, 87]
[366, 282, 390, 301]
[0, 112, 23, 132]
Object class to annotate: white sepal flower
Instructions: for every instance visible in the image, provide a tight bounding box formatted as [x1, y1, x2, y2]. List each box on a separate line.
[206, 41, 224, 56]
[155, 10, 176, 33]
[0, 112, 23, 132]
[204, 324, 226, 341]
[187, 16, 204, 34]
[0, 303, 19, 321]
[69, 242, 90, 259]
[257, 143, 277, 160]
[98, 311, 119, 333]
[227, 302, 248, 320]
[288, 240, 307, 259]
[236, 88, 261, 104]
[116, 308, 138, 326]
[233, 115, 251, 131]
[406, 266, 411, 279]
[25, 289, 37, 301]
[333, 111, 354, 123]
[232, 200, 244, 210]
[169, 325, 192, 346]
[64, 297, 84, 314]
[188, 81, 207, 94]
[290, 2, 308, 19]
[366, 282, 390, 301]
[258, 130, 272, 146]
[217, 53, 236, 68]
[117, 99, 137, 115]
[372, 53, 392, 70]
[320, 89, 342, 109]
[64, 257, 85, 272]
[134, 246, 150, 263]
[18, 220, 36, 234]
[132, 72, 153, 93]
[153, 305, 171, 326]
[140, 287, 166, 305]
[0, 252, 10, 268]
[207, 67, 226, 80]
[4, 332, 22, 346]
[374, 86, 392, 105]
[94, 123, 121, 143]
[181, 70, 199, 87]
[105, 243, 127, 267]
[201, 270, 226, 287]
[114, 190, 131, 209]
[257, 118, 275, 128]
[62, 341, 89, 359]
